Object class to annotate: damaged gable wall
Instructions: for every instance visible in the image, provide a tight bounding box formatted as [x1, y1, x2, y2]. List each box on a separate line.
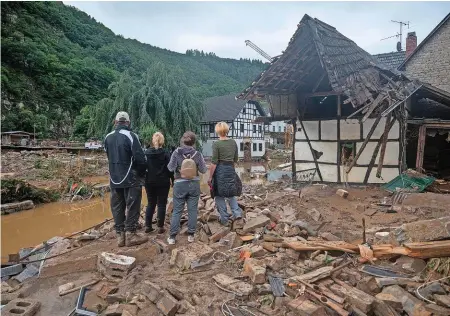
[295, 117, 401, 184]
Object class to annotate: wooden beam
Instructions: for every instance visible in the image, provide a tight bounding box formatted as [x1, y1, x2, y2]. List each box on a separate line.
[376, 113, 394, 178]
[415, 125, 426, 172]
[363, 115, 396, 183]
[292, 120, 297, 183]
[362, 93, 387, 122]
[346, 115, 382, 174]
[298, 119, 323, 181]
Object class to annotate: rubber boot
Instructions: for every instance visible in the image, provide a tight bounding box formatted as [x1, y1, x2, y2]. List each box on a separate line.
[125, 231, 148, 247]
[116, 232, 125, 247]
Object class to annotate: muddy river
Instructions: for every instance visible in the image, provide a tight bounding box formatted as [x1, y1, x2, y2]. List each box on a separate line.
[1, 162, 290, 259]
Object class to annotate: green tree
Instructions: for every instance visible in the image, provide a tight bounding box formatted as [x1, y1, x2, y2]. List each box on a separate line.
[88, 63, 203, 147]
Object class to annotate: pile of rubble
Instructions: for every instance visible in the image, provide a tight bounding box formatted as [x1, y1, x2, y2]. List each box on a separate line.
[2, 186, 450, 315]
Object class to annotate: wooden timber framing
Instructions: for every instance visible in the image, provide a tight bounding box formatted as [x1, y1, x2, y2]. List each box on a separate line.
[415, 125, 427, 172]
[346, 115, 382, 174]
[376, 112, 394, 177]
[363, 115, 397, 184]
[336, 95, 342, 182]
[291, 120, 297, 182]
[414, 121, 450, 172]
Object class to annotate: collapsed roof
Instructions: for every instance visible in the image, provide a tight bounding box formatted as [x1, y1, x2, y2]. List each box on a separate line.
[237, 14, 421, 110]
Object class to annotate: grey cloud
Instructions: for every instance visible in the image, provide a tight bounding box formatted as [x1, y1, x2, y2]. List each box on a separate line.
[66, 1, 450, 59]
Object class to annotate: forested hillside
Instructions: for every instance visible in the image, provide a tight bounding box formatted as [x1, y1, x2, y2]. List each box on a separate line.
[1, 1, 266, 139]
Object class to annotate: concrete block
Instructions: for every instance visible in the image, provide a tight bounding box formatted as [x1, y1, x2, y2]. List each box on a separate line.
[99, 252, 136, 271]
[209, 227, 230, 243]
[220, 232, 242, 249]
[156, 290, 180, 316]
[141, 281, 163, 303]
[356, 204, 366, 212]
[243, 215, 271, 233]
[172, 243, 214, 270]
[1, 292, 25, 305]
[2, 298, 40, 316]
[287, 298, 326, 316]
[336, 189, 349, 198]
[39, 255, 97, 278]
[243, 258, 266, 284]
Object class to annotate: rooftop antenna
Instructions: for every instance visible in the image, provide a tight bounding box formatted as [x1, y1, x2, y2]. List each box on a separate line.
[380, 20, 410, 52]
[245, 40, 273, 62]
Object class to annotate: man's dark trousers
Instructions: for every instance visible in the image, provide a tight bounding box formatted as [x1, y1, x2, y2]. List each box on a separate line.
[110, 186, 142, 232]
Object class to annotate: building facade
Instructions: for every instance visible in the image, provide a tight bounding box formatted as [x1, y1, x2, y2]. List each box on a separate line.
[398, 14, 450, 93]
[200, 95, 266, 159]
[237, 14, 450, 184]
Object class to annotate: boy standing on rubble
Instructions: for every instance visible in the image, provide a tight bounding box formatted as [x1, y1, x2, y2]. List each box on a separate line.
[104, 111, 148, 247]
[167, 131, 207, 245]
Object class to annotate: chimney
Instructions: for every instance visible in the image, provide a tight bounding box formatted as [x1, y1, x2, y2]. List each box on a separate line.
[406, 32, 417, 58]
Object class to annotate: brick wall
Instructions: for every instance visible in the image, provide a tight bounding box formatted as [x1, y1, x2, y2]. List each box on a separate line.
[404, 19, 450, 93]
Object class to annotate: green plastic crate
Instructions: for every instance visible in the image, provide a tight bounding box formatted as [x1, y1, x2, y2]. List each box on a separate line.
[382, 173, 435, 193]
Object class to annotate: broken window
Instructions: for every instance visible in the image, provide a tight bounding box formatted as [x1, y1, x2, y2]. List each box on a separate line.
[259, 143, 263, 151]
[340, 142, 355, 165]
[240, 143, 244, 151]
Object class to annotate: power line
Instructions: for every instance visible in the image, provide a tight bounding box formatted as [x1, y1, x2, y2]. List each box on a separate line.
[380, 20, 410, 51]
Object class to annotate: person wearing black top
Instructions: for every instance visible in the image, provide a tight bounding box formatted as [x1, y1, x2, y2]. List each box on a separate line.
[144, 132, 174, 234]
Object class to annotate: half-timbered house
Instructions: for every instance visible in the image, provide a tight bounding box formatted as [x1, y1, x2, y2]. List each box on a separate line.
[237, 14, 450, 184]
[200, 94, 266, 159]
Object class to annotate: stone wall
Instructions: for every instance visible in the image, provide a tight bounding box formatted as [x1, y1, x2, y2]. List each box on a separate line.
[404, 19, 450, 93]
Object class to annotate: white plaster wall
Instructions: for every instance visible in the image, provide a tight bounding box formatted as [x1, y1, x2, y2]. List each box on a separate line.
[363, 118, 400, 139]
[296, 121, 319, 140]
[294, 142, 313, 161]
[340, 119, 361, 140]
[318, 164, 338, 182]
[340, 166, 399, 183]
[356, 142, 400, 165]
[321, 120, 338, 140]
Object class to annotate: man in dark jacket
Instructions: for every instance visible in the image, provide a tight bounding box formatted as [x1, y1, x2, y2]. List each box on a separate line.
[104, 111, 148, 247]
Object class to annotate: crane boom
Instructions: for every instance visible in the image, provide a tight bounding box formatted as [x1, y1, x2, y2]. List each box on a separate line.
[245, 40, 272, 62]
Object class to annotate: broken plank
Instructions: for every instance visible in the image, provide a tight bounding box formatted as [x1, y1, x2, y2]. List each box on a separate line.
[362, 93, 387, 122]
[283, 241, 359, 253]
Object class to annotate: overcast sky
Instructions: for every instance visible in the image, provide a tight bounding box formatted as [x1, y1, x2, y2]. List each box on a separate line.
[66, 1, 449, 60]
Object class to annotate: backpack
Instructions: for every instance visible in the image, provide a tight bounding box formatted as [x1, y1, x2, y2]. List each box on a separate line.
[180, 152, 198, 179]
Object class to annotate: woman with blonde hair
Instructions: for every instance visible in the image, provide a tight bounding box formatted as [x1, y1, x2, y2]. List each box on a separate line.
[144, 132, 174, 234]
[208, 122, 242, 226]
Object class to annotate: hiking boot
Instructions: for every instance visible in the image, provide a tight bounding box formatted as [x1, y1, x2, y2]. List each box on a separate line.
[125, 232, 148, 247]
[145, 226, 155, 234]
[116, 232, 125, 247]
[157, 227, 166, 234]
